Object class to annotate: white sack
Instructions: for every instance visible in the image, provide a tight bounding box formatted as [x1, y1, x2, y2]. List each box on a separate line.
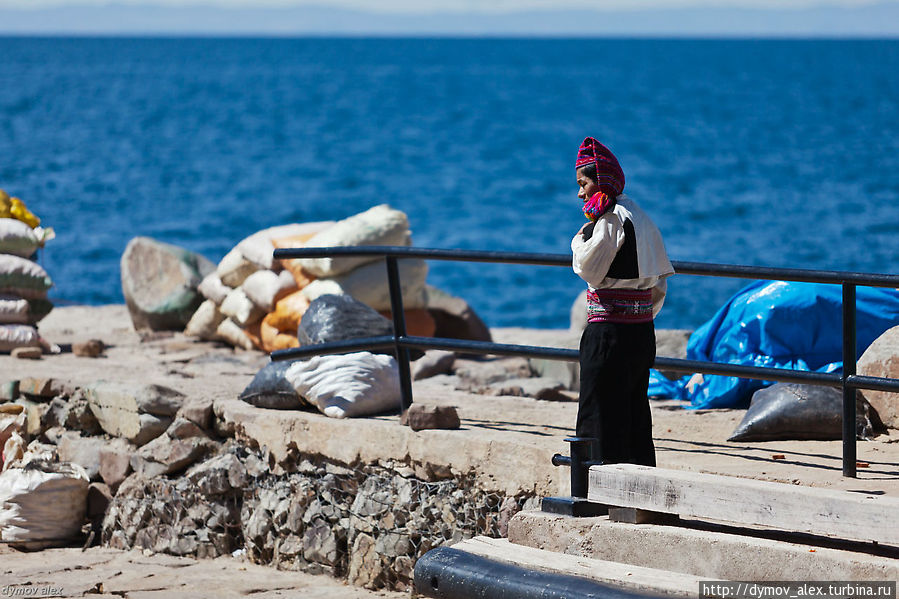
[242, 269, 297, 313]
[216, 318, 255, 351]
[184, 299, 226, 340]
[298, 205, 411, 278]
[285, 352, 400, 418]
[301, 258, 428, 311]
[0, 295, 52, 325]
[0, 254, 53, 300]
[237, 221, 335, 270]
[0, 295, 31, 325]
[216, 248, 260, 288]
[198, 272, 231, 305]
[0, 219, 53, 258]
[0, 461, 90, 543]
[0, 324, 41, 352]
[220, 287, 264, 327]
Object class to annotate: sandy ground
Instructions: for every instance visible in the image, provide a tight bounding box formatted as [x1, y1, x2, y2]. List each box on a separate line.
[0, 545, 407, 599]
[2, 305, 898, 595]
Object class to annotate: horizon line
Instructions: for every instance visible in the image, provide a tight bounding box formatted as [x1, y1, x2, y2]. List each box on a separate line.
[1, 32, 898, 39]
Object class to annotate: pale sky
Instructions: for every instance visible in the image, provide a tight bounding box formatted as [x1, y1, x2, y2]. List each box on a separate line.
[0, 0, 889, 12]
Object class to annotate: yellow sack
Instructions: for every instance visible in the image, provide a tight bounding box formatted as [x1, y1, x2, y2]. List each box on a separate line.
[0, 191, 40, 228]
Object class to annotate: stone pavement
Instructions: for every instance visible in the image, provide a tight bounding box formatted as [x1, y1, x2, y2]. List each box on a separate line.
[0, 546, 407, 599]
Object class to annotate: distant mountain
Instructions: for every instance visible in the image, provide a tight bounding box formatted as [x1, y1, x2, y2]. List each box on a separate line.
[1, 2, 898, 36]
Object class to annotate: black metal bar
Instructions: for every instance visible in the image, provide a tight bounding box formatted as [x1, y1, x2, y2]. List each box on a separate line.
[845, 374, 899, 393]
[672, 260, 899, 288]
[270, 336, 397, 362]
[413, 546, 652, 599]
[399, 335, 580, 362]
[403, 337, 846, 388]
[386, 256, 414, 412]
[275, 245, 570, 267]
[274, 246, 899, 287]
[842, 283, 857, 478]
[652, 356, 843, 387]
[274, 332, 899, 393]
[271, 244, 899, 481]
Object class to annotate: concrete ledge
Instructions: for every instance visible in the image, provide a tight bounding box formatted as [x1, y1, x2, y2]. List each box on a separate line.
[214, 397, 567, 496]
[450, 536, 713, 597]
[508, 510, 899, 581]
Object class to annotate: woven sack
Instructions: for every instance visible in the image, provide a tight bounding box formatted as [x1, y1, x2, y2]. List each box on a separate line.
[0, 461, 90, 543]
[297, 205, 411, 278]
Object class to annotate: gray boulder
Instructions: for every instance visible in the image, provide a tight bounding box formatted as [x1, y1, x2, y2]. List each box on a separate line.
[120, 236, 214, 331]
[99, 445, 135, 494]
[130, 435, 218, 478]
[570, 289, 588, 331]
[400, 405, 460, 431]
[166, 417, 206, 440]
[655, 329, 693, 380]
[454, 357, 532, 391]
[57, 434, 109, 480]
[130, 417, 217, 478]
[487, 377, 570, 401]
[86, 382, 183, 446]
[491, 328, 580, 390]
[858, 325, 899, 429]
[178, 398, 214, 432]
[412, 350, 455, 381]
[186, 453, 247, 496]
[42, 391, 102, 435]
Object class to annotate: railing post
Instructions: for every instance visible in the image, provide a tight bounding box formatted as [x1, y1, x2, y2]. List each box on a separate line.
[386, 256, 414, 412]
[842, 283, 857, 478]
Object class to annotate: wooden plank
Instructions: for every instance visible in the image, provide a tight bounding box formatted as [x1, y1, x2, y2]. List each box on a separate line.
[588, 464, 899, 546]
[454, 536, 717, 597]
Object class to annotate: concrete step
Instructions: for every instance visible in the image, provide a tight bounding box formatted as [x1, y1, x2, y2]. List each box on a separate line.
[588, 464, 899, 546]
[509, 510, 899, 582]
[449, 536, 719, 597]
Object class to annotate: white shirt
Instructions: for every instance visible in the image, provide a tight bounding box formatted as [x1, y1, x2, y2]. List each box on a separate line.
[571, 194, 674, 317]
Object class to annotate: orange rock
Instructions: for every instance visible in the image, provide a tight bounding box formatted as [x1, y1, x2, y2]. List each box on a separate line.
[266, 290, 311, 333]
[272, 234, 318, 289]
[260, 313, 300, 353]
[243, 320, 264, 351]
[379, 309, 436, 338]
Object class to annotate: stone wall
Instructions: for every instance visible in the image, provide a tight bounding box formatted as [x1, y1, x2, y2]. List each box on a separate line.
[102, 443, 537, 592]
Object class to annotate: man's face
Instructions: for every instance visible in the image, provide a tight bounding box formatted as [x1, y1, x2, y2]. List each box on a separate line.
[576, 167, 600, 202]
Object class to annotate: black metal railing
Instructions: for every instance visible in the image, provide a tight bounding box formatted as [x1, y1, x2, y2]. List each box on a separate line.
[271, 245, 899, 479]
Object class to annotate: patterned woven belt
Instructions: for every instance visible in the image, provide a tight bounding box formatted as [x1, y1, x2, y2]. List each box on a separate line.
[586, 288, 653, 324]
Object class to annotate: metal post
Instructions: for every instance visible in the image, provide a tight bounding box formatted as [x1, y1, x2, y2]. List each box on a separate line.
[544, 437, 606, 516]
[567, 437, 595, 498]
[842, 283, 857, 478]
[386, 256, 414, 412]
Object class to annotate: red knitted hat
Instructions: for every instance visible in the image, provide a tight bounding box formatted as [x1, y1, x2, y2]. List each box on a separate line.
[575, 137, 625, 196]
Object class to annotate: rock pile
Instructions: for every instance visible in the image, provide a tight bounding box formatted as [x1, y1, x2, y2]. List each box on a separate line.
[103, 445, 536, 592]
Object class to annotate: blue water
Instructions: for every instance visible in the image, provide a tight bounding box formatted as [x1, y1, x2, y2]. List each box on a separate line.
[1, 38, 898, 330]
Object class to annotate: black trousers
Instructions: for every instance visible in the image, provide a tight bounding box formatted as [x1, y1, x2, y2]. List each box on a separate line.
[576, 320, 656, 467]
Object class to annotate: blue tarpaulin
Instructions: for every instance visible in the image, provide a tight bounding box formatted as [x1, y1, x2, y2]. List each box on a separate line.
[649, 281, 899, 408]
